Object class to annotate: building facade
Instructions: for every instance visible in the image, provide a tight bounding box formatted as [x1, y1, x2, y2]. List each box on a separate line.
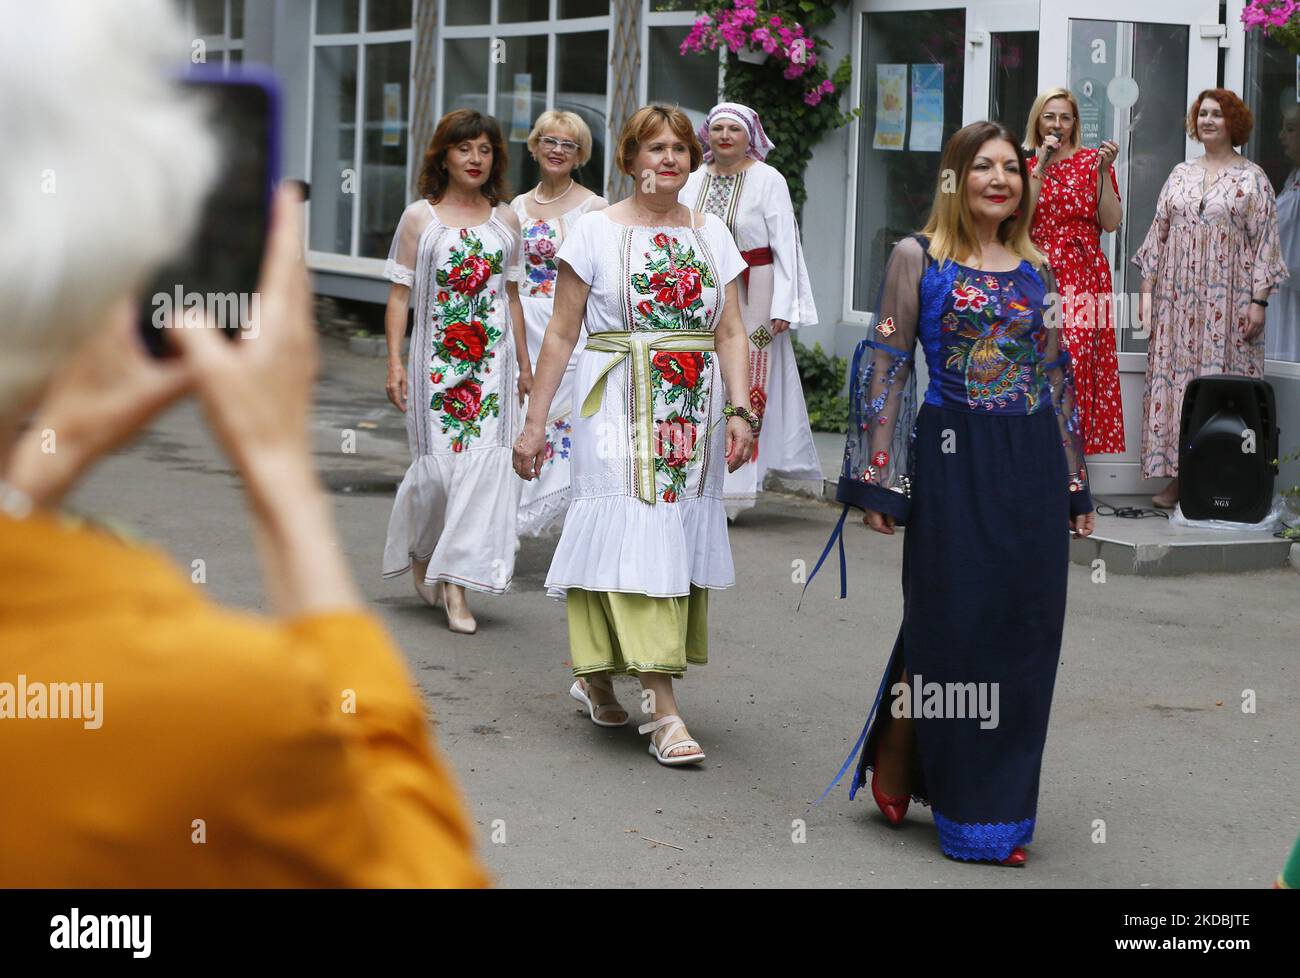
[185, 0, 1300, 497]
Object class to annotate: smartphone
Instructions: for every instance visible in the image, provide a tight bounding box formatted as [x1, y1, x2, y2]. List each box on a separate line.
[138, 66, 281, 356]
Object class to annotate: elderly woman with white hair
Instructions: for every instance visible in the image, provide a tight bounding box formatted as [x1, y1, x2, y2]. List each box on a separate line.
[679, 102, 822, 521]
[0, 0, 483, 886]
[510, 111, 608, 536]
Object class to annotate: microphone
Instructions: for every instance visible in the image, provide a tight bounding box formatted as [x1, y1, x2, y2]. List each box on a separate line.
[1040, 127, 1063, 168]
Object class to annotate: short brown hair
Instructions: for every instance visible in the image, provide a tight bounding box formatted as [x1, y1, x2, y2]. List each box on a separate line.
[418, 109, 509, 205]
[615, 104, 702, 178]
[1187, 89, 1253, 146]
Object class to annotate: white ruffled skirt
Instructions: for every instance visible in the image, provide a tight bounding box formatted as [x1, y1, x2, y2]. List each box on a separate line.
[382, 446, 521, 594]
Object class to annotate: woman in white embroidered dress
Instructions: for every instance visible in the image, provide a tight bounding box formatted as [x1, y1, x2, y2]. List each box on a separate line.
[510, 111, 608, 536]
[513, 105, 753, 766]
[679, 102, 822, 520]
[382, 110, 528, 635]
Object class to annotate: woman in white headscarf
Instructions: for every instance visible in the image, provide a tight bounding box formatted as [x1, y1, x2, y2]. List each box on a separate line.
[680, 102, 822, 520]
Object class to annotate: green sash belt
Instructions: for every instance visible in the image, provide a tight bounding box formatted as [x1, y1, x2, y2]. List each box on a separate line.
[580, 329, 716, 505]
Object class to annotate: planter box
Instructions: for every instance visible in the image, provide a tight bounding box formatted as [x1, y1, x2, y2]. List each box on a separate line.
[729, 44, 769, 65]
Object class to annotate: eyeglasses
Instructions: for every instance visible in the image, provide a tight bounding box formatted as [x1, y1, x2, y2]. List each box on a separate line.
[539, 135, 580, 155]
[1042, 112, 1074, 125]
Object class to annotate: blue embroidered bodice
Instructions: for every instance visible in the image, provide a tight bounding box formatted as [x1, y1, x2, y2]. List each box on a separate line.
[836, 235, 1091, 523]
[917, 259, 1055, 415]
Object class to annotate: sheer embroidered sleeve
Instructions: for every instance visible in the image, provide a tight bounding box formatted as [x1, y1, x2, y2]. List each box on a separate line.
[384, 201, 430, 288]
[1041, 266, 1093, 517]
[836, 236, 923, 523]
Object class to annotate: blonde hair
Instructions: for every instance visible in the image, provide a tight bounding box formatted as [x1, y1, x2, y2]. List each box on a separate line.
[0, 0, 216, 420]
[527, 110, 594, 167]
[922, 120, 1046, 269]
[1023, 87, 1083, 153]
[615, 104, 702, 177]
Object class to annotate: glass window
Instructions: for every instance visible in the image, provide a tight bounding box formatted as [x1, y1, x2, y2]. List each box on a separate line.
[500, 0, 550, 22]
[649, 0, 697, 10]
[990, 32, 1038, 147]
[228, 48, 243, 69]
[317, 0, 359, 34]
[445, 0, 488, 27]
[310, 45, 359, 254]
[561, 0, 610, 16]
[443, 37, 492, 118]
[852, 9, 965, 312]
[648, 25, 717, 125]
[230, 0, 244, 40]
[1066, 20, 1188, 354]
[1245, 31, 1300, 363]
[495, 34, 550, 196]
[194, 0, 225, 36]
[557, 31, 609, 193]
[361, 42, 411, 258]
[366, 0, 411, 32]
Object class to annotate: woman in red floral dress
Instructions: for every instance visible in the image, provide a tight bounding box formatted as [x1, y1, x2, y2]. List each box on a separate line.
[1026, 87, 1126, 454]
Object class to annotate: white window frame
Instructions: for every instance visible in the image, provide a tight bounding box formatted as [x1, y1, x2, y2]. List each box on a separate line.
[843, 0, 990, 326]
[437, 0, 614, 195]
[641, 2, 725, 111]
[182, 0, 247, 70]
[305, 0, 416, 275]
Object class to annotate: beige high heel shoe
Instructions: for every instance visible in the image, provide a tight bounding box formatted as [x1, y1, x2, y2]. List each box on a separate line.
[442, 583, 478, 635]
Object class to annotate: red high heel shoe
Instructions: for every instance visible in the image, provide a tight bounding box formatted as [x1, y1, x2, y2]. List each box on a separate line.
[999, 846, 1027, 867]
[870, 750, 910, 825]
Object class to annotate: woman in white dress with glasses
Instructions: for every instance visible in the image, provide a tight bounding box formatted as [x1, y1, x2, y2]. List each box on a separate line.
[510, 111, 608, 536]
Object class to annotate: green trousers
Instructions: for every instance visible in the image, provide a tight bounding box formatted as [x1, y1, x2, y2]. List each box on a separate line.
[566, 586, 709, 678]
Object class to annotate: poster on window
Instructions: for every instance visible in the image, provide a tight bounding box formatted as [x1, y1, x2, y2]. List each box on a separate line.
[511, 73, 532, 142]
[872, 64, 907, 151]
[382, 83, 402, 147]
[909, 63, 943, 152]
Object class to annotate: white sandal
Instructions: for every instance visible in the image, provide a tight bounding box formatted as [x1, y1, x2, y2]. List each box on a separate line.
[639, 714, 705, 766]
[570, 679, 629, 727]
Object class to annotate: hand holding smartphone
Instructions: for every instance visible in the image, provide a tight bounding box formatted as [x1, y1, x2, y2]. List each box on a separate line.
[139, 66, 281, 356]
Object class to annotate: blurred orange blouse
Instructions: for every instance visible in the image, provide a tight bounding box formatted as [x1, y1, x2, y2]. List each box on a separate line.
[0, 511, 487, 888]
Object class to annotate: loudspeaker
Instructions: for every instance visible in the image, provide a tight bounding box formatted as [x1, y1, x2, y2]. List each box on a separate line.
[1178, 375, 1279, 523]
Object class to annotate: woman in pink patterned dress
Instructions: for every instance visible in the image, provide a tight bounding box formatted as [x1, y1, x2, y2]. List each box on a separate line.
[1025, 87, 1126, 454]
[1134, 89, 1288, 508]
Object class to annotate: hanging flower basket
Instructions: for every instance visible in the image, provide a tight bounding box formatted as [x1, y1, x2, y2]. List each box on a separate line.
[1243, 0, 1300, 56]
[731, 44, 769, 64]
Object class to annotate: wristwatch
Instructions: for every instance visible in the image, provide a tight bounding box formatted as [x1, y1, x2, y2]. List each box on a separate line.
[1251, 298, 1269, 308]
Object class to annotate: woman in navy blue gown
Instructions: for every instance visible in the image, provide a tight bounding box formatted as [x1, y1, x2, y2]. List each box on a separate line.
[837, 121, 1095, 866]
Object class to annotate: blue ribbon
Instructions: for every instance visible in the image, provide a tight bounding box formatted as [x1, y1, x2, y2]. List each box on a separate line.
[797, 503, 849, 611]
[811, 639, 898, 808]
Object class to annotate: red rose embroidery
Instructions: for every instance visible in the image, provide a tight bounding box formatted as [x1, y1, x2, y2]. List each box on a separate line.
[652, 351, 704, 388]
[535, 237, 557, 259]
[637, 299, 655, 317]
[662, 488, 677, 503]
[653, 232, 671, 249]
[655, 419, 697, 469]
[437, 290, 450, 303]
[443, 320, 488, 362]
[449, 255, 492, 295]
[444, 379, 482, 422]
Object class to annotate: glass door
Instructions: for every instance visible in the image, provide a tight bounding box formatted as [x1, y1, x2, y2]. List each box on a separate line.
[850, 1, 1037, 313]
[1038, 0, 1220, 494]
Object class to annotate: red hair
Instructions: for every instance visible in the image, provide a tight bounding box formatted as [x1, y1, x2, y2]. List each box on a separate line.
[1187, 89, 1253, 146]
